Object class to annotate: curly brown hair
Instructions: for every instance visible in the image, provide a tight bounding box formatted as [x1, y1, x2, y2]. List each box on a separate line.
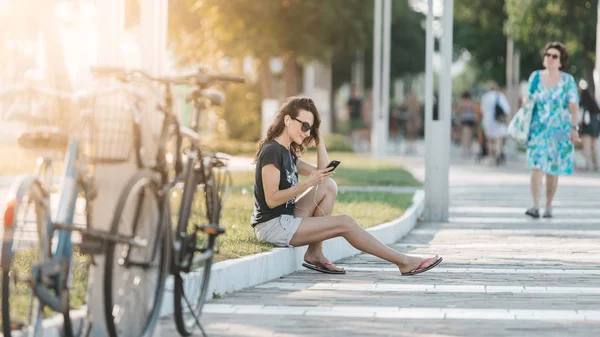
[543, 41, 569, 69]
[254, 96, 321, 163]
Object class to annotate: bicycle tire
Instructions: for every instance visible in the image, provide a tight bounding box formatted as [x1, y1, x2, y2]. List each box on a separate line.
[103, 169, 170, 337]
[1, 178, 53, 336]
[172, 156, 215, 336]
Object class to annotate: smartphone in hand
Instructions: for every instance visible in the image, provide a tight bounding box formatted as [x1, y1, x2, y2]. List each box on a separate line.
[326, 160, 341, 171]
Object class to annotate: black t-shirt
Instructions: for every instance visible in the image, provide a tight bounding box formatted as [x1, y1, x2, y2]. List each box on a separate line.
[251, 140, 298, 227]
[347, 98, 362, 120]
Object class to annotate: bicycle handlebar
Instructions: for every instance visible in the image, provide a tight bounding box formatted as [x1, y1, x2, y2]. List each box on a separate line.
[90, 66, 245, 86]
[0, 85, 73, 101]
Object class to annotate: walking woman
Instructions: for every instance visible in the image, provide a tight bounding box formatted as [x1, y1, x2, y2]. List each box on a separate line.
[251, 96, 442, 275]
[578, 88, 600, 171]
[455, 91, 478, 157]
[525, 42, 580, 219]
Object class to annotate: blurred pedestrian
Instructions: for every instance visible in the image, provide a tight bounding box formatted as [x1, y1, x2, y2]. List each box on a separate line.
[455, 91, 478, 157]
[524, 42, 579, 219]
[481, 81, 510, 165]
[578, 88, 600, 171]
[399, 90, 422, 154]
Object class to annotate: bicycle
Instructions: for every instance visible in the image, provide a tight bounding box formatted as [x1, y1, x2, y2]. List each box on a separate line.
[171, 73, 244, 336]
[89, 66, 189, 337]
[1, 84, 145, 337]
[92, 66, 244, 336]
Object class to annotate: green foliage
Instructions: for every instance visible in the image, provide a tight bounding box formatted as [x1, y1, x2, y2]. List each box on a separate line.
[333, 0, 426, 91]
[454, 0, 597, 86]
[168, 0, 374, 63]
[505, 0, 598, 84]
[312, 133, 354, 153]
[453, 0, 539, 85]
[221, 82, 262, 142]
[209, 139, 259, 156]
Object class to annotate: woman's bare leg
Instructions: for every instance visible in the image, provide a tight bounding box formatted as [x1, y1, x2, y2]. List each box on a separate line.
[582, 135, 592, 170]
[461, 125, 473, 156]
[289, 214, 439, 274]
[487, 138, 497, 162]
[592, 137, 599, 170]
[294, 178, 342, 271]
[530, 169, 544, 209]
[545, 174, 558, 210]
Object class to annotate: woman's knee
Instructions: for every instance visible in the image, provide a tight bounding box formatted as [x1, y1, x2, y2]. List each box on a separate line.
[335, 214, 359, 232]
[322, 177, 338, 198]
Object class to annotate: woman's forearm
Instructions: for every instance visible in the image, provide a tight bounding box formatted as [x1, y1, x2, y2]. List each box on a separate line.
[266, 181, 309, 209]
[568, 103, 579, 125]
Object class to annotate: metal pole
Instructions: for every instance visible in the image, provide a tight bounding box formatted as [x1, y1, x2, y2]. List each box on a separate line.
[379, 0, 392, 156]
[513, 49, 521, 111]
[371, 0, 382, 155]
[88, 1, 126, 335]
[506, 38, 514, 110]
[425, 0, 452, 222]
[440, 0, 453, 219]
[424, 0, 434, 221]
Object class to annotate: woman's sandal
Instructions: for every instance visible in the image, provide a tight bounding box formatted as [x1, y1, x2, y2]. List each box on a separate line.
[401, 257, 443, 276]
[302, 261, 346, 274]
[525, 208, 540, 219]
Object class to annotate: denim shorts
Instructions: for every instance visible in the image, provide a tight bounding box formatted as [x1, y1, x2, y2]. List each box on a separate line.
[253, 214, 303, 247]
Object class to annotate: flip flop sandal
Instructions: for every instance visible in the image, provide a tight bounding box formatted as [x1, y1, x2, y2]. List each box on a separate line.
[525, 208, 540, 219]
[401, 257, 443, 276]
[302, 262, 346, 274]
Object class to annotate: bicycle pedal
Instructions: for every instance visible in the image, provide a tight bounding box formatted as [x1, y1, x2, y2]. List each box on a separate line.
[10, 321, 26, 331]
[196, 224, 225, 236]
[78, 234, 104, 255]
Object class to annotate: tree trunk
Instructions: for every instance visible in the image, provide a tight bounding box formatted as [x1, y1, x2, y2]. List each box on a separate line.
[330, 86, 337, 133]
[258, 55, 272, 99]
[40, 0, 74, 130]
[283, 52, 299, 97]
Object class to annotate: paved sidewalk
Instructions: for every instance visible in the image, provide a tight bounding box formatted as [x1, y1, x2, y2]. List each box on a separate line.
[155, 150, 600, 337]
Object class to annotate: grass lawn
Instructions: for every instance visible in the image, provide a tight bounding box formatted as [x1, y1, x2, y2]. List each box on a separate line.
[0, 249, 89, 329]
[215, 189, 414, 261]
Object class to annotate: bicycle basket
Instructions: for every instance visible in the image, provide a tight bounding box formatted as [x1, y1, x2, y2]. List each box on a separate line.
[82, 88, 137, 164]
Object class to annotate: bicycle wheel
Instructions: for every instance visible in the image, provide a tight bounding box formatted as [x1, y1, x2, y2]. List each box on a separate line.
[103, 170, 170, 337]
[1, 178, 51, 336]
[172, 157, 215, 336]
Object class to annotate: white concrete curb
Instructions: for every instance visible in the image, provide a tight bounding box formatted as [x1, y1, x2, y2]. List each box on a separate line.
[19, 189, 424, 333]
[159, 189, 425, 317]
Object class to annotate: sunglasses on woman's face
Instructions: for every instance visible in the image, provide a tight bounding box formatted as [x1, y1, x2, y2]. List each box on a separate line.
[292, 117, 313, 133]
[544, 52, 559, 60]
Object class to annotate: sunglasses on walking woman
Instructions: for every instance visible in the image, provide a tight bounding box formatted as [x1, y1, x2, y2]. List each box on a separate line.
[544, 52, 559, 60]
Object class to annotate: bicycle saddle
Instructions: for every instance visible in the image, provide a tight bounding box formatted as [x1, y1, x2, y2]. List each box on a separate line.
[17, 126, 69, 151]
[186, 88, 225, 106]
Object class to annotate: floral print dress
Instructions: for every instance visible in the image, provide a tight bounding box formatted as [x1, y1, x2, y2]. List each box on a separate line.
[526, 70, 579, 175]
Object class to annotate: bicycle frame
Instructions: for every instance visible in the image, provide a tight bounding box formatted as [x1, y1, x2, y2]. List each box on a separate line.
[32, 138, 82, 313]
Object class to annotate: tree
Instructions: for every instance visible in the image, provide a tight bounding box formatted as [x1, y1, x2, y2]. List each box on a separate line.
[506, 0, 598, 92]
[168, 0, 374, 97]
[332, 0, 426, 92]
[453, 0, 540, 86]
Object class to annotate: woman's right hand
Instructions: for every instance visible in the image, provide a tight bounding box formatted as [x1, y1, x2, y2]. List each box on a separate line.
[305, 167, 334, 187]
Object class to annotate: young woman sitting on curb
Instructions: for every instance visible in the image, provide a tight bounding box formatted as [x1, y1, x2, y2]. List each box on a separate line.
[251, 96, 442, 275]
